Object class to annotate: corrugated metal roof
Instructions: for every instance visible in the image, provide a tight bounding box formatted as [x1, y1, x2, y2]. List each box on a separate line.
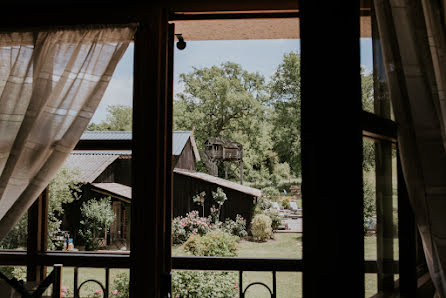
[174, 168, 262, 197]
[172, 131, 191, 156]
[63, 154, 119, 183]
[71, 150, 131, 156]
[79, 131, 199, 160]
[90, 183, 131, 202]
[81, 131, 131, 140]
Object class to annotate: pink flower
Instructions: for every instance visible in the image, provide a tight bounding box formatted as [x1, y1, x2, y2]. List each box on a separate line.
[95, 289, 103, 293]
[61, 286, 67, 292]
[60, 293, 65, 297]
[234, 282, 238, 289]
[113, 290, 118, 294]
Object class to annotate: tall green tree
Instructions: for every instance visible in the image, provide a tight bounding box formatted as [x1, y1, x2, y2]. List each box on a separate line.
[175, 62, 266, 145]
[87, 104, 132, 131]
[268, 52, 301, 177]
[174, 62, 281, 183]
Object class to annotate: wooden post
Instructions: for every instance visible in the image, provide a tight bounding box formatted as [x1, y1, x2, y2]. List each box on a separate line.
[397, 151, 417, 296]
[301, 0, 363, 296]
[131, 8, 172, 298]
[51, 264, 62, 298]
[27, 186, 48, 282]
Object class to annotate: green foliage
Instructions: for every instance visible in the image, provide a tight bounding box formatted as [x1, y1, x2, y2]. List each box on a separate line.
[264, 210, 281, 231]
[222, 214, 248, 238]
[261, 186, 280, 201]
[0, 266, 26, 281]
[0, 167, 81, 250]
[0, 214, 27, 249]
[110, 272, 130, 298]
[209, 187, 228, 222]
[361, 67, 374, 113]
[212, 187, 227, 206]
[78, 197, 115, 251]
[184, 229, 238, 257]
[364, 179, 376, 232]
[173, 228, 239, 297]
[87, 104, 132, 131]
[174, 62, 284, 184]
[268, 52, 301, 177]
[253, 196, 272, 215]
[48, 167, 82, 250]
[250, 214, 272, 242]
[281, 197, 291, 209]
[172, 271, 238, 298]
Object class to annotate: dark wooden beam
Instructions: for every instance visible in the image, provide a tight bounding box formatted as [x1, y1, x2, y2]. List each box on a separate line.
[130, 7, 171, 298]
[301, 0, 363, 296]
[397, 152, 417, 296]
[361, 111, 397, 141]
[73, 139, 132, 151]
[173, 257, 302, 271]
[27, 187, 48, 282]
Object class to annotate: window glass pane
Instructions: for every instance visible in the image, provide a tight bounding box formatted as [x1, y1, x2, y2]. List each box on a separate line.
[47, 43, 133, 253]
[361, 11, 395, 120]
[44, 267, 129, 297]
[172, 270, 301, 298]
[172, 19, 302, 262]
[0, 213, 27, 250]
[363, 137, 398, 297]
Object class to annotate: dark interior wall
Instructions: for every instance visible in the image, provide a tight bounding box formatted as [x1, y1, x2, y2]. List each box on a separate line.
[173, 172, 255, 224]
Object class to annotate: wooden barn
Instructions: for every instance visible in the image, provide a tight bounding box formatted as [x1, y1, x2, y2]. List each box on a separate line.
[173, 168, 261, 225]
[61, 130, 207, 249]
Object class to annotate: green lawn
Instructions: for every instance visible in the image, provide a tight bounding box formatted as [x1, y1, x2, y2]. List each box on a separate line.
[38, 233, 396, 297]
[172, 233, 398, 297]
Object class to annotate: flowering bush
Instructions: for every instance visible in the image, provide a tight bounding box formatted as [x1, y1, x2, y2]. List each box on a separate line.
[110, 272, 129, 298]
[193, 191, 206, 216]
[60, 286, 73, 297]
[209, 205, 219, 224]
[172, 211, 211, 244]
[222, 214, 248, 237]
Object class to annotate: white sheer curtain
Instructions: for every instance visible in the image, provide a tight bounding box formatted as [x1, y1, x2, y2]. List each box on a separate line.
[374, 0, 446, 295]
[0, 25, 136, 241]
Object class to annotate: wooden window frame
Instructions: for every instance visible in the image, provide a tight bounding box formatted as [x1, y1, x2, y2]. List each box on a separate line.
[0, 1, 420, 297]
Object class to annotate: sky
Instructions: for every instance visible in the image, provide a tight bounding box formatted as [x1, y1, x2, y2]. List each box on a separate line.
[90, 38, 373, 123]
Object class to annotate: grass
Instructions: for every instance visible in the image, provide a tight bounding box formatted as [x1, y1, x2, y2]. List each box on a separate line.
[172, 233, 398, 297]
[44, 267, 128, 297]
[35, 233, 396, 297]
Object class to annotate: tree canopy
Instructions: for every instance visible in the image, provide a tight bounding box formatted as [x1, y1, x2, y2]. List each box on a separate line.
[87, 104, 132, 131]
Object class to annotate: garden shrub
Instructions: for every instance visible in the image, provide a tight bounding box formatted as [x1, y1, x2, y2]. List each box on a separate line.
[184, 229, 238, 257]
[172, 211, 210, 244]
[222, 214, 248, 237]
[264, 210, 281, 231]
[250, 214, 272, 241]
[110, 272, 129, 298]
[281, 196, 291, 209]
[173, 228, 239, 298]
[172, 271, 238, 298]
[261, 186, 280, 201]
[78, 197, 115, 251]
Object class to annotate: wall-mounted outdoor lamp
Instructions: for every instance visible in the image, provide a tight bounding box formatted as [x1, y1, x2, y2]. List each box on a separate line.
[175, 34, 186, 50]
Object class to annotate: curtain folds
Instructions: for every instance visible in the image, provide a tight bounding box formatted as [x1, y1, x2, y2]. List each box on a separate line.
[0, 25, 136, 241]
[374, 0, 446, 295]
